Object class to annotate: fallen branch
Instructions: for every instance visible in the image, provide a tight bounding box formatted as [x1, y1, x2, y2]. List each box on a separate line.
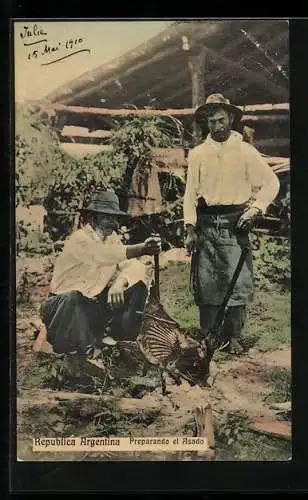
[247, 419, 291, 441]
[270, 401, 291, 412]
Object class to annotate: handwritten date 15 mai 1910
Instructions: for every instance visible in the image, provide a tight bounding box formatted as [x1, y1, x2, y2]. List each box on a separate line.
[27, 38, 84, 61]
[19, 24, 90, 65]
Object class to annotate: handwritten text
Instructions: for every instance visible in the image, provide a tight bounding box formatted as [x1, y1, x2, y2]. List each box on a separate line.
[20, 24, 91, 66]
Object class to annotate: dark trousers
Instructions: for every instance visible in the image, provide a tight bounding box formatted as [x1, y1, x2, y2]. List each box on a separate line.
[199, 304, 247, 343]
[41, 281, 148, 354]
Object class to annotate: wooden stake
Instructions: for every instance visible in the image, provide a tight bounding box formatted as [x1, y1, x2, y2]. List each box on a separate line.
[194, 404, 216, 460]
[154, 253, 160, 302]
[73, 197, 85, 231]
[187, 47, 206, 145]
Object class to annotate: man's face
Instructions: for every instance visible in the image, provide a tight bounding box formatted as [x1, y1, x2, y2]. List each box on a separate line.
[207, 108, 234, 142]
[93, 213, 119, 239]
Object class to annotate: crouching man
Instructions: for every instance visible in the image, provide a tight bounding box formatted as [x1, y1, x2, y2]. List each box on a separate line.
[41, 191, 161, 354]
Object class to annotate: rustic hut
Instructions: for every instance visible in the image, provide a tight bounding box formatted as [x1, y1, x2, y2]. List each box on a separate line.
[39, 20, 289, 233]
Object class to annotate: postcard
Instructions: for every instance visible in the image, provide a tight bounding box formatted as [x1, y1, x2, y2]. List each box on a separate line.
[14, 19, 291, 463]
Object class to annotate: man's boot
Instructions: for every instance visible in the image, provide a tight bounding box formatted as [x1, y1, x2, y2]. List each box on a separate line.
[223, 305, 246, 355]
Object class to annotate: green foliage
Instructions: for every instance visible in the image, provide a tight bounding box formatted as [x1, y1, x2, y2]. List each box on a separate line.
[216, 409, 249, 446]
[216, 427, 291, 461]
[85, 343, 120, 391]
[111, 116, 175, 161]
[216, 409, 291, 461]
[252, 235, 290, 291]
[121, 374, 161, 398]
[43, 149, 127, 240]
[232, 432, 291, 461]
[268, 189, 291, 233]
[16, 105, 181, 242]
[159, 172, 185, 202]
[43, 150, 127, 212]
[262, 367, 291, 404]
[17, 220, 54, 255]
[92, 397, 159, 436]
[15, 105, 64, 205]
[276, 189, 290, 219]
[110, 116, 180, 213]
[43, 354, 83, 390]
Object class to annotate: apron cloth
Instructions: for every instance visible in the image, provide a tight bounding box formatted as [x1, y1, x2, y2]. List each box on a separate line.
[193, 204, 254, 307]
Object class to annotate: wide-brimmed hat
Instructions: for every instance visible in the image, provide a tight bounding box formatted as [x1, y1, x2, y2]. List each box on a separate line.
[195, 93, 243, 123]
[81, 191, 127, 216]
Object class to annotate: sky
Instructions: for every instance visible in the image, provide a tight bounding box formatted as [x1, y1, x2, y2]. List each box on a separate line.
[14, 21, 172, 102]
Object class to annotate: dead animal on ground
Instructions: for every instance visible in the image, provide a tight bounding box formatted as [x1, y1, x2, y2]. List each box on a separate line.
[136, 300, 213, 392]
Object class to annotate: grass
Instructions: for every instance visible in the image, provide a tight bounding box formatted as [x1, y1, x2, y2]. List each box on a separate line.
[222, 431, 291, 461]
[245, 291, 291, 352]
[21, 358, 50, 390]
[262, 367, 292, 404]
[18, 258, 292, 462]
[214, 408, 291, 461]
[160, 262, 291, 354]
[160, 262, 199, 329]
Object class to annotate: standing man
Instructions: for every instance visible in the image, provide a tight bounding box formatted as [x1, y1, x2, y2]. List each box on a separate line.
[184, 93, 280, 355]
[41, 191, 161, 354]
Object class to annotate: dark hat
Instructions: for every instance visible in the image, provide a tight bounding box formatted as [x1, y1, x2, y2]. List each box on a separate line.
[81, 191, 127, 216]
[195, 93, 243, 123]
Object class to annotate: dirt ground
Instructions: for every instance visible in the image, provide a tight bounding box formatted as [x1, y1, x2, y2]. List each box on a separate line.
[15, 254, 292, 462]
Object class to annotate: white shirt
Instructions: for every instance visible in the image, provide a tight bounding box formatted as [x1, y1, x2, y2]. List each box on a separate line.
[50, 224, 148, 298]
[183, 131, 280, 227]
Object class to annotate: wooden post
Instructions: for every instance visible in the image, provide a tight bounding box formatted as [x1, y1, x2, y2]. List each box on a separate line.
[187, 46, 206, 146]
[73, 197, 85, 231]
[194, 404, 216, 460]
[154, 254, 160, 302]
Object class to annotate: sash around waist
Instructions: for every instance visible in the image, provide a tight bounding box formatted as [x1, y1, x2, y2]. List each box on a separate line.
[197, 202, 248, 215]
[196, 203, 247, 229]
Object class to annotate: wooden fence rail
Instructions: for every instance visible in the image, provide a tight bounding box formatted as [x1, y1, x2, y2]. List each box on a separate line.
[44, 102, 289, 118]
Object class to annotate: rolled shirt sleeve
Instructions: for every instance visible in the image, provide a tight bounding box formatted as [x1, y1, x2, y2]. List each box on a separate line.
[245, 145, 280, 214]
[116, 258, 148, 288]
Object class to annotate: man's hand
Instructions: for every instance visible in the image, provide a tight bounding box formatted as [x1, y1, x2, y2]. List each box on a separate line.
[107, 276, 128, 307]
[142, 236, 162, 256]
[126, 236, 161, 259]
[185, 225, 198, 256]
[237, 207, 261, 231]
